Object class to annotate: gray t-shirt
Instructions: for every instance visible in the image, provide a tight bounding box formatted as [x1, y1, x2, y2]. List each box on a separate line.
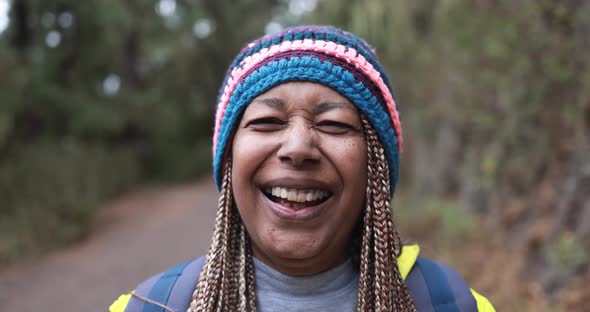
[253, 258, 359, 311]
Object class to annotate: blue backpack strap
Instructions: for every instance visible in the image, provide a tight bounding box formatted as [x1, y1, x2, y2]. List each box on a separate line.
[143, 260, 192, 312]
[165, 256, 206, 311]
[124, 272, 166, 312]
[405, 257, 477, 312]
[124, 256, 206, 312]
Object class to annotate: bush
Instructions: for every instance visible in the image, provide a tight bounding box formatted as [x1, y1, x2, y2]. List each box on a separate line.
[544, 232, 589, 284]
[0, 141, 140, 263]
[395, 195, 476, 249]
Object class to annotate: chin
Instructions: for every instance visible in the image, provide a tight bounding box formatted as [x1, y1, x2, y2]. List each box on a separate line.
[261, 232, 323, 260]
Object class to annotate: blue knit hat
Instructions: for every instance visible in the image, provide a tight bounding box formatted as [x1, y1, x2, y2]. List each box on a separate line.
[212, 25, 403, 194]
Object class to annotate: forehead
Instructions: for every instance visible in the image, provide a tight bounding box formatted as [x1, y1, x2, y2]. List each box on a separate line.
[247, 82, 358, 113]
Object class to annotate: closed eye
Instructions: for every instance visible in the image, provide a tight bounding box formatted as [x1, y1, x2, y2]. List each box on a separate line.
[246, 117, 285, 131]
[316, 121, 357, 134]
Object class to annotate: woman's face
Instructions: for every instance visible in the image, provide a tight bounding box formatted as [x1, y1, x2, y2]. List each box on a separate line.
[231, 82, 367, 276]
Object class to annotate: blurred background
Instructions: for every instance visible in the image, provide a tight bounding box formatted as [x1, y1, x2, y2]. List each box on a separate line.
[0, 0, 589, 311]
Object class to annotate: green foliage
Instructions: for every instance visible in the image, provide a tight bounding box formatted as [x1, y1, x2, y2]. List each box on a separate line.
[396, 195, 476, 247]
[310, 0, 589, 207]
[544, 232, 589, 279]
[0, 0, 283, 262]
[0, 141, 140, 262]
[423, 199, 476, 241]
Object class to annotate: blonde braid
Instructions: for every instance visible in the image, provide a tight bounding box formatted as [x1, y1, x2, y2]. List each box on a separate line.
[189, 159, 257, 312]
[357, 147, 376, 311]
[358, 116, 417, 312]
[225, 203, 241, 309]
[237, 222, 248, 311]
[189, 160, 228, 311]
[245, 237, 257, 312]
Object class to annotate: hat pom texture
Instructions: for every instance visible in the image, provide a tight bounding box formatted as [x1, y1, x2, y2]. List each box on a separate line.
[212, 25, 403, 195]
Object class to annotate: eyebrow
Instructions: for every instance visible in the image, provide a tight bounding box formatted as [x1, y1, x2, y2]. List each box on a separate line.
[251, 98, 285, 110]
[252, 98, 355, 114]
[314, 101, 356, 115]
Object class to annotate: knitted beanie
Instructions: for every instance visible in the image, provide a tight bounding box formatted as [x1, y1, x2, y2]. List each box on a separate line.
[212, 25, 403, 194]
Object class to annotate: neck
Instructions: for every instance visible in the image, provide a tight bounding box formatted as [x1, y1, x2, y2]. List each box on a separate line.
[251, 244, 350, 276]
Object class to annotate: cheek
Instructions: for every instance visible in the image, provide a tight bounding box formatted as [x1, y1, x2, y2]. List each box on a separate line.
[231, 132, 256, 215]
[326, 137, 367, 181]
[231, 130, 274, 180]
[231, 130, 275, 226]
[323, 136, 367, 215]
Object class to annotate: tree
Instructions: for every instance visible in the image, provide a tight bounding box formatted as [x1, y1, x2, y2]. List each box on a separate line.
[309, 0, 590, 302]
[0, 0, 283, 263]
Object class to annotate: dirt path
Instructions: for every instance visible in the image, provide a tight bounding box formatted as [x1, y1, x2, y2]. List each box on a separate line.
[0, 178, 219, 312]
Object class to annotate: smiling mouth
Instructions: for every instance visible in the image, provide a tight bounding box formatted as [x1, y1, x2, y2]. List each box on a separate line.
[262, 186, 332, 210]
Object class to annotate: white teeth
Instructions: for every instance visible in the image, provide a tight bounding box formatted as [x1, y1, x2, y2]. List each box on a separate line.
[287, 191, 297, 201]
[268, 187, 330, 203]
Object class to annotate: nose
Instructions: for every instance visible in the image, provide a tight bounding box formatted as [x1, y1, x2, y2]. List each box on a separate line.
[277, 122, 320, 168]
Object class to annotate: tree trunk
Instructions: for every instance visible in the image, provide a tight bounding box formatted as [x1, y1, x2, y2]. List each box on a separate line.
[11, 0, 32, 51]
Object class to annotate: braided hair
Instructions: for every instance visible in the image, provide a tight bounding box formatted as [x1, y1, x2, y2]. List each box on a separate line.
[189, 116, 416, 312]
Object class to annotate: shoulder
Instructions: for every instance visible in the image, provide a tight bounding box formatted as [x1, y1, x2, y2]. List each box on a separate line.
[399, 245, 496, 312]
[109, 256, 206, 312]
[407, 257, 478, 311]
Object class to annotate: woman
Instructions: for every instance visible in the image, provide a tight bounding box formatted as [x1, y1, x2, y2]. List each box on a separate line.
[110, 25, 495, 312]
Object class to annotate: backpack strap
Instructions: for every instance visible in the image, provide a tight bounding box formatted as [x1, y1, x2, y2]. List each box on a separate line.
[124, 256, 205, 312]
[144, 260, 191, 312]
[115, 249, 492, 312]
[405, 257, 477, 312]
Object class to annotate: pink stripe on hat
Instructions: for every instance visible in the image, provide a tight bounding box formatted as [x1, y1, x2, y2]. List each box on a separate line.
[212, 39, 402, 155]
